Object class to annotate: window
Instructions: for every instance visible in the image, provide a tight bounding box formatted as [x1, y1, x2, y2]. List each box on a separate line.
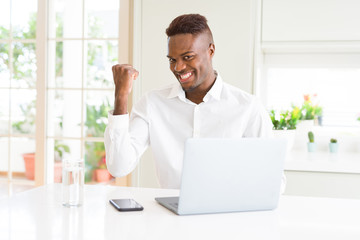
[261, 53, 360, 127]
[259, 0, 360, 176]
[0, 0, 129, 193]
[257, 51, 360, 160]
[0, 0, 38, 192]
[47, 0, 119, 183]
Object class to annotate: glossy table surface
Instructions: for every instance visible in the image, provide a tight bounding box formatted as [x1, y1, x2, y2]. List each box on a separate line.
[1, 184, 360, 240]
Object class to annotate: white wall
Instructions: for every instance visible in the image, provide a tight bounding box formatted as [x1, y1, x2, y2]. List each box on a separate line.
[132, 0, 258, 188]
[137, 0, 256, 93]
[262, 0, 360, 42]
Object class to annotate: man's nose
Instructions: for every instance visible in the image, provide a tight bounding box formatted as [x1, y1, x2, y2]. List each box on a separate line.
[174, 60, 186, 72]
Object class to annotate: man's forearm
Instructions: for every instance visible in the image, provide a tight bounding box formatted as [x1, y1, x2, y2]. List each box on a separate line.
[113, 95, 129, 115]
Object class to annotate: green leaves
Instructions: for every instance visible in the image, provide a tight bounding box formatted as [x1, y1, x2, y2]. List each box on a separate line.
[84, 100, 111, 182]
[270, 108, 300, 130]
[85, 100, 111, 137]
[300, 94, 322, 120]
[54, 141, 71, 161]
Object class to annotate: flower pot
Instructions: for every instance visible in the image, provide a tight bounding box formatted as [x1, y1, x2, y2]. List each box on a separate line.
[295, 120, 315, 149]
[273, 129, 296, 153]
[95, 169, 112, 182]
[329, 143, 339, 153]
[316, 116, 323, 126]
[298, 119, 315, 128]
[307, 142, 316, 152]
[23, 153, 35, 180]
[23, 153, 64, 182]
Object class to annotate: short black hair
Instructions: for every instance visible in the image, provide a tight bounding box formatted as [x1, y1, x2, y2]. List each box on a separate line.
[166, 14, 213, 41]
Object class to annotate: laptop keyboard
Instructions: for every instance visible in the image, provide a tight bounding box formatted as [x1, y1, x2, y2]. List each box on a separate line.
[169, 202, 179, 209]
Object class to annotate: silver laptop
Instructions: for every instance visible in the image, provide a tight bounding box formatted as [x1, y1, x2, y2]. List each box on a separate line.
[155, 138, 287, 215]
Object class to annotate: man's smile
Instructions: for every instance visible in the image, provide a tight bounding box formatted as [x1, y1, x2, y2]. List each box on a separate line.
[178, 72, 193, 83]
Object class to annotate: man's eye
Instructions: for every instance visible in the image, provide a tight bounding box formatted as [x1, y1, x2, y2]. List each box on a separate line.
[184, 55, 193, 60]
[169, 58, 175, 63]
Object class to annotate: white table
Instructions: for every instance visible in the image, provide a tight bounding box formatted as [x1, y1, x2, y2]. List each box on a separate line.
[0, 184, 360, 240]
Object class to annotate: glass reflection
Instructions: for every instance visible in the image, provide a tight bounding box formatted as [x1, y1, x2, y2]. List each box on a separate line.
[61, 207, 84, 240]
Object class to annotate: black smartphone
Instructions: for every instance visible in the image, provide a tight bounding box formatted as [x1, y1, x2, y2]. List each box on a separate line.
[109, 199, 144, 211]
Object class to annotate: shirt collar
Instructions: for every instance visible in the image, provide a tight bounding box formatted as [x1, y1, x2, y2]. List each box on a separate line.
[204, 73, 223, 102]
[167, 82, 184, 99]
[167, 72, 223, 102]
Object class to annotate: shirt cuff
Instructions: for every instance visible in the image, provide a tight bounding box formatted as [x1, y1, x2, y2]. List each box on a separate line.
[108, 110, 129, 129]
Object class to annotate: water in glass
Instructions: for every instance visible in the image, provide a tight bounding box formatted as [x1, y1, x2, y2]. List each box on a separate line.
[62, 159, 84, 207]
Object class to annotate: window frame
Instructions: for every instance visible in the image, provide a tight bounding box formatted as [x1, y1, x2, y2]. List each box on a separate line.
[0, 0, 131, 187]
[256, 45, 360, 174]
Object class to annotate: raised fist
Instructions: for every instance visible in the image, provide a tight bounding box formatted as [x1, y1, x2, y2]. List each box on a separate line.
[112, 64, 139, 115]
[112, 64, 139, 97]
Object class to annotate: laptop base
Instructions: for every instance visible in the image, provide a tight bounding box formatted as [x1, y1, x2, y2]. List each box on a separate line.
[155, 197, 179, 215]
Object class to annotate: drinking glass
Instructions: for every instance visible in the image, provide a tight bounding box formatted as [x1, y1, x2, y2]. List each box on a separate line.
[62, 158, 84, 207]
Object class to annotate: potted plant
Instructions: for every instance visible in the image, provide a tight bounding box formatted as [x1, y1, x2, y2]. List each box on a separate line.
[13, 105, 70, 181]
[299, 94, 323, 125]
[12, 100, 36, 180]
[270, 108, 301, 152]
[307, 131, 316, 152]
[84, 100, 112, 182]
[270, 108, 301, 131]
[329, 138, 339, 153]
[21, 142, 70, 181]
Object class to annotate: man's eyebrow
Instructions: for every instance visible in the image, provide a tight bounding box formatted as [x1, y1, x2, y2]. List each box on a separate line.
[167, 51, 195, 59]
[180, 51, 194, 56]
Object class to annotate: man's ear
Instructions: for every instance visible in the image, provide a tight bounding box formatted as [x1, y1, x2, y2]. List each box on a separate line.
[208, 43, 215, 58]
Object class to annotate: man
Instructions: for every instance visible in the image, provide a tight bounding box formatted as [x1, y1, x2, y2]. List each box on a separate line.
[104, 14, 275, 189]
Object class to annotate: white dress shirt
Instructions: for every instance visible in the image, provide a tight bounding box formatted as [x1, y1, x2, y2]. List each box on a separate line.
[104, 74, 275, 189]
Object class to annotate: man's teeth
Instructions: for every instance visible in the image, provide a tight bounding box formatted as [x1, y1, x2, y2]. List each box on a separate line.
[180, 72, 192, 79]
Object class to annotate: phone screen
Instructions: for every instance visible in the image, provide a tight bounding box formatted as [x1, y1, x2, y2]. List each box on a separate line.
[109, 199, 144, 211]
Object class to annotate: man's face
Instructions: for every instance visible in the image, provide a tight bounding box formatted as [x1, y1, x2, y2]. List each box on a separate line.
[167, 33, 215, 92]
